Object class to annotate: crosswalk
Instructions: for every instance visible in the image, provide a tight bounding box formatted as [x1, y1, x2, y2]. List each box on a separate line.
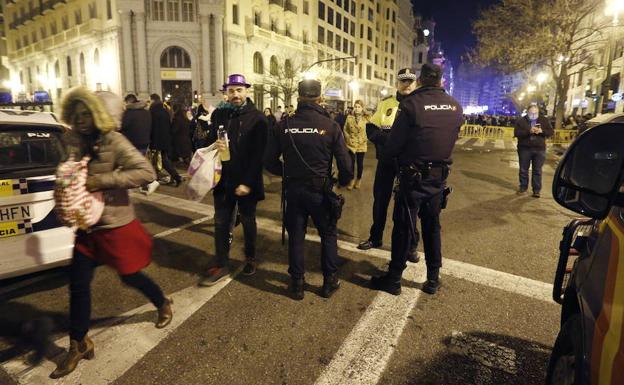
[0, 192, 557, 385]
[455, 137, 517, 151]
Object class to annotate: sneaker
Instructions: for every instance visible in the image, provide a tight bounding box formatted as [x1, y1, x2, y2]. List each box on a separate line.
[321, 274, 340, 298]
[242, 259, 256, 276]
[357, 239, 382, 250]
[199, 266, 230, 286]
[516, 187, 528, 195]
[289, 278, 305, 301]
[370, 274, 401, 295]
[532, 192, 541, 198]
[146, 180, 160, 195]
[422, 279, 441, 295]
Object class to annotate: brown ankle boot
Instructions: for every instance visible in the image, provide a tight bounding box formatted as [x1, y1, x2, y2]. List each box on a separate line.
[354, 179, 362, 189]
[347, 179, 355, 190]
[156, 297, 173, 329]
[49, 337, 95, 379]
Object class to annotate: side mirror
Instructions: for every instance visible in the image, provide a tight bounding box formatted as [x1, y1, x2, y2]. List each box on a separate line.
[552, 123, 624, 219]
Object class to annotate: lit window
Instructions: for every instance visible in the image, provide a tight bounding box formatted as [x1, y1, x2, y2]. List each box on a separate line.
[168, 0, 180, 22]
[182, 0, 194, 21]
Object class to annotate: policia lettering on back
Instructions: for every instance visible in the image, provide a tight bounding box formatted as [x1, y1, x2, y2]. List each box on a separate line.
[370, 63, 464, 296]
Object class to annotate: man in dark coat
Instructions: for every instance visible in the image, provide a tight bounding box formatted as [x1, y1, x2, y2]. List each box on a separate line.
[121, 94, 159, 194]
[149, 93, 182, 186]
[199, 74, 269, 286]
[513, 104, 553, 198]
[120, 94, 152, 154]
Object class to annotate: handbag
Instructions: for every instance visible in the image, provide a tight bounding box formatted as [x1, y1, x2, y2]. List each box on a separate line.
[54, 155, 105, 230]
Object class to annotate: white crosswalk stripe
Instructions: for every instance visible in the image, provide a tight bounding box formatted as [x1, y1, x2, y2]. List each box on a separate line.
[1, 192, 555, 385]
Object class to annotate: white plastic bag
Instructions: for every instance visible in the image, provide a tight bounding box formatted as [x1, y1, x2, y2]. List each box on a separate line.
[185, 143, 222, 201]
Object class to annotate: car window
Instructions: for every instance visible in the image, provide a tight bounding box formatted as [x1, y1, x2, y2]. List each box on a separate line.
[0, 127, 65, 178]
[613, 116, 624, 123]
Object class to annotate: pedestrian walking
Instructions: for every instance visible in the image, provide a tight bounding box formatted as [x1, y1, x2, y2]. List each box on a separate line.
[370, 64, 463, 296]
[199, 74, 269, 286]
[120, 93, 159, 194]
[357, 68, 420, 263]
[343, 100, 368, 190]
[149, 93, 183, 186]
[50, 87, 173, 379]
[264, 79, 353, 300]
[513, 104, 553, 198]
[171, 103, 193, 164]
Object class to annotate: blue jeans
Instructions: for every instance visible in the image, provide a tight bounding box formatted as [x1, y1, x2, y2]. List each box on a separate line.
[517, 148, 546, 193]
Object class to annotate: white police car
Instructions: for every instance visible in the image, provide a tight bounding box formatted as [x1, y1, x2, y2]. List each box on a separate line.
[0, 109, 74, 279]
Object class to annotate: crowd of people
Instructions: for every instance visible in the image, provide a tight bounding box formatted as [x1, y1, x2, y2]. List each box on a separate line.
[464, 112, 595, 131]
[47, 64, 463, 378]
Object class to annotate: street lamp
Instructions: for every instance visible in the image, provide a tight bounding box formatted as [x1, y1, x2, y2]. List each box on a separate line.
[423, 29, 430, 37]
[527, 84, 536, 93]
[380, 88, 388, 97]
[348, 79, 359, 106]
[536, 72, 548, 86]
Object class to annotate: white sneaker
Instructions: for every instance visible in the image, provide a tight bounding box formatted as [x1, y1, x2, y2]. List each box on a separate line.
[146, 180, 160, 195]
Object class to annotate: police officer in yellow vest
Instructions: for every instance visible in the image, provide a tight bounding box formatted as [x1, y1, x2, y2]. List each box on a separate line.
[357, 68, 419, 263]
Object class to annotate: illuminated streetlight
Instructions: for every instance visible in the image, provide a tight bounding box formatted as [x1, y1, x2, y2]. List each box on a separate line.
[348, 80, 359, 105]
[536, 72, 548, 85]
[423, 29, 430, 37]
[303, 71, 317, 80]
[527, 84, 536, 93]
[380, 88, 388, 97]
[606, 0, 624, 23]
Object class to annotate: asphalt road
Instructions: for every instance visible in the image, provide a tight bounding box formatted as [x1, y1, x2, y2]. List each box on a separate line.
[0, 145, 575, 385]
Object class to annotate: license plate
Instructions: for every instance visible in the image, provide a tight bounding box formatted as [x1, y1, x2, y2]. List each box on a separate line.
[0, 204, 33, 223]
[0, 221, 20, 238]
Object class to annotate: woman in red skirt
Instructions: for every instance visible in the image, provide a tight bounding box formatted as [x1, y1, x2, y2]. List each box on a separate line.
[50, 87, 173, 379]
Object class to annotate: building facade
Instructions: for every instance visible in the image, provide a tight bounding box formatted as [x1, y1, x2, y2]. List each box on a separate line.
[3, 0, 416, 110]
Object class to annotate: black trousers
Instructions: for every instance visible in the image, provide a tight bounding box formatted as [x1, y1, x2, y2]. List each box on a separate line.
[213, 191, 258, 267]
[389, 181, 444, 281]
[69, 251, 165, 342]
[349, 151, 365, 180]
[369, 161, 418, 250]
[161, 152, 181, 180]
[285, 185, 338, 279]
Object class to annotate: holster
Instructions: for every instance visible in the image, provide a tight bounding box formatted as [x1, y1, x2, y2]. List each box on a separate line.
[441, 186, 453, 209]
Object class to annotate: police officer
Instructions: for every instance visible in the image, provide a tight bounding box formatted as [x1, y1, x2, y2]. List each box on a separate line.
[264, 79, 353, 300]
[370, 64, 463, 295]
[357, 68, 419, 263]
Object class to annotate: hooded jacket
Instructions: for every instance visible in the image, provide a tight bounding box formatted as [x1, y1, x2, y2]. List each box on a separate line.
[208, 98, 269, 200]
[60, 87, 156, 231]
[120, 100, 152, 150]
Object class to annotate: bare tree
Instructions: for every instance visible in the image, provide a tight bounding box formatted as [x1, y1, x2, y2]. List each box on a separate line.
[472, 0, 609, 128]
[262, 55, 337, 106]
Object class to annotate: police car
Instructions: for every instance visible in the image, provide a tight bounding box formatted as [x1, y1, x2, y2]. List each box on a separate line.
[546, 121, 624, 385]
[0, 109, 74, 280]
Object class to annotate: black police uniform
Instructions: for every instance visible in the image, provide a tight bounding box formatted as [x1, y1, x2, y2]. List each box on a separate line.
[374, 83, 463, 294]
[264, 90, 352, 299]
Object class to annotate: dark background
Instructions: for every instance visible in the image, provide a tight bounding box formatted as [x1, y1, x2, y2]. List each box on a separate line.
[413, 0, 500, 66]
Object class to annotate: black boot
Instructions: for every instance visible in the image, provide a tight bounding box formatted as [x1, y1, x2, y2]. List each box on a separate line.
[422, 279, 441, 294]
[289, 278, 305, 301]
[321, 274, 340, 298]
[407, 248, 420, 263]
[370, 274, 401, 295]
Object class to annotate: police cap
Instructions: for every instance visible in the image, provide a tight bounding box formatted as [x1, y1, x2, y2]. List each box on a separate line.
[419, 63, 443, 83]
[397, 68, 417, 81]
[298, 79, 322, 98]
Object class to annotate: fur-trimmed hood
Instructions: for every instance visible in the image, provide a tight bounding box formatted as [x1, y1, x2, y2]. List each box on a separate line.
[60, 86, 118, 132]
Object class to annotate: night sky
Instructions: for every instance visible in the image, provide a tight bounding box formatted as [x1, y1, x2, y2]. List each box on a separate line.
[412, 0, 501, 66]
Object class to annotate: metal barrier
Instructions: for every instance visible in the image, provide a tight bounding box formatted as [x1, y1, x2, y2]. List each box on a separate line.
[459, 124, 579, 145]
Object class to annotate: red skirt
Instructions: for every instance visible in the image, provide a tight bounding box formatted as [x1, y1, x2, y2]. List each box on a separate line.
[75, 219, 153, 275]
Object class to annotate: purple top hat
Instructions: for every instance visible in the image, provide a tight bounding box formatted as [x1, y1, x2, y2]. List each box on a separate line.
[223, 74, 251, 88]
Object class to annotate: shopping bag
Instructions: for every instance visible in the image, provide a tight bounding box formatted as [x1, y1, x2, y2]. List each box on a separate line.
[54, 155, 105, 230]
[185, 143, 222, 201]
[146, 148, 170, 183]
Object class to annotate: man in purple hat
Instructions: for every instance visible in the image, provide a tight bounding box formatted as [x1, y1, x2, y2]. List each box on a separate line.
[199, 74, 269, 286]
